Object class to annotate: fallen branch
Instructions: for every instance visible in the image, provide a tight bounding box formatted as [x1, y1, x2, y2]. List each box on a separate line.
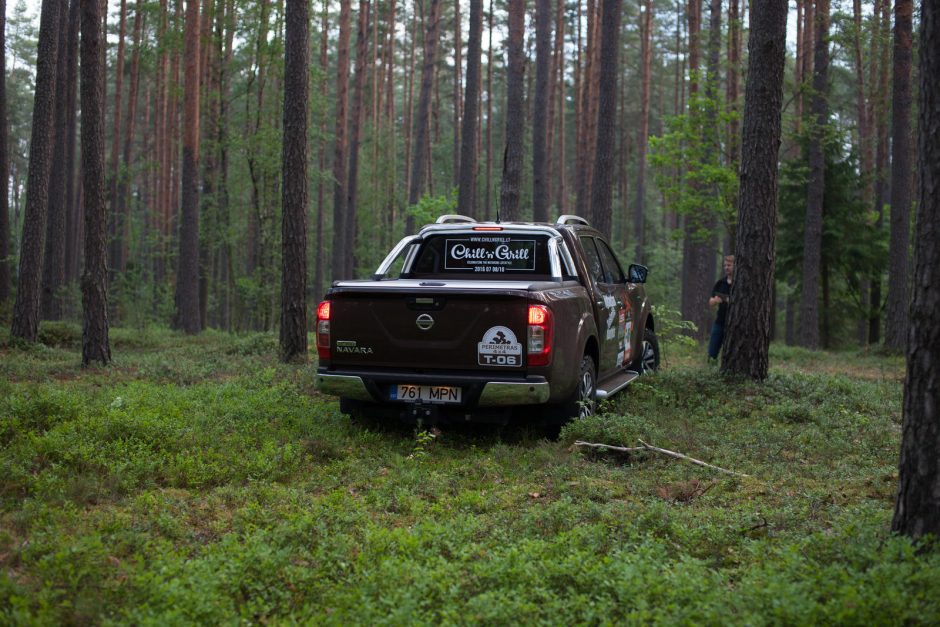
[573, 441, 645, 454]
[637, 439, 750, 478]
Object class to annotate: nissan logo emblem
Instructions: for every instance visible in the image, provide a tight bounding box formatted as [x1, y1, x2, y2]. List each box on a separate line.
[416, 314, 435, 331]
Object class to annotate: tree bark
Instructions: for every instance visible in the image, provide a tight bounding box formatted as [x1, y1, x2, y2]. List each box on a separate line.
[80, 0, 111, 365]
[452, 0, 461, 188]
[314, 0, 328, 300]
[885, 0, 913, 352]
[10, 0, 61, 343]
[892, 0, 940, 539]
[634, 0, 652, 263]
[116, 1, 142, 284]
[799, 0, 829, 350]
[345, 0, 370, 279]
[107, 0, 128, 277]
[330, 0, 351, 275]
[173, 0, 202, 334]
[280, 0, 309, 362]
[531, 0, 551, 222]
[719, 0, 787, 378]
[406, 0, 443, 231]
[41, 0, 72, 321]
[457, 0, 482, 218]
[63, 0, 80, 285]
[0, 0, 11, 305]
[588, 0, 622, 239]
[499, 0, 526, 221]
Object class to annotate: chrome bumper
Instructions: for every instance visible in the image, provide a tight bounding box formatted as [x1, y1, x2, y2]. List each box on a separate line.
[315, 374, 550, 406]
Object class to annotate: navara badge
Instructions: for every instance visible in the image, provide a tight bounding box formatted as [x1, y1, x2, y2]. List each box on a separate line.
[416, 314, 435, 331]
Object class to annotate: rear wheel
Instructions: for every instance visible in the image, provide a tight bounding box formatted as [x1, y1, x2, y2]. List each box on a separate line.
[632, 328, 660, 373]
[550, 354, 597, 424]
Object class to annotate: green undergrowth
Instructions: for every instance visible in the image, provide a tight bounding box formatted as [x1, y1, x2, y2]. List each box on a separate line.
[1, 329, 935, 624]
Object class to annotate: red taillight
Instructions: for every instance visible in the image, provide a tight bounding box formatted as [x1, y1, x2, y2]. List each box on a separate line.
[316, 300, 331, 360]
[473, 226, 504, 231]
[527, 304, 553, 367]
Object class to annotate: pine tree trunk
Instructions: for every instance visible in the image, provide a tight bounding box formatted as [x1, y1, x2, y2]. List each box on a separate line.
[799, 0, 829, 350]
[484, 0, 494, 219]
[63, 0, 80, 286]
[116, 2, 142, 283]
[80, 0, 111, 365]
[634, 0, 652, 263]
[720, 0, 787, 379]
[345, 0, 370, 279]
[457, 0, 482, 218]
[892, 0, 940, 537]
[406, 0, 443, 231]
[330, 0, 351, 276]
[108, 0, 128, 278]
[314, 0, 329, 300]
[869, 0, 890, 345]
[588, 0, 622, 239]
[41, 0, 71, 321]
[173, 0, 202, 334]
[884, 0, 913, 351]
[531, 0, 551, 222]
[452, 0, 461, 188]
[0, 0, 11, 305]
[280, 0, 309, 362]
[10, 0, 61, 343]
[499, 0, 526, 221]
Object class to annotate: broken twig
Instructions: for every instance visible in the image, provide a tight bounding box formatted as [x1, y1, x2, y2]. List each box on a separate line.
[637, 439, 750, 478]
[573, 441, 645, 454]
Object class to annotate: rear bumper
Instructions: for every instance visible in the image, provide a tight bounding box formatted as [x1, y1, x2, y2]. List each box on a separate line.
[315, 369, 551, 406]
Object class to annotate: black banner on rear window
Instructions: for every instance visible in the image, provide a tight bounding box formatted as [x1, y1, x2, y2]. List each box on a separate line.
[444, 237, 537, 273]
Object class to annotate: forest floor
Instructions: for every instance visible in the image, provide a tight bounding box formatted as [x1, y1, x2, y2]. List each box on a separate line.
[1, 323, 938, 624]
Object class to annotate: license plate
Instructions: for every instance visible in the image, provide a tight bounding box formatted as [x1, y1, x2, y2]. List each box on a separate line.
[391, 384, 462, 404]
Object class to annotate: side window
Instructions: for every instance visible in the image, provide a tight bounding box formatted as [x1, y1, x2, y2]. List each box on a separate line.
[579, 237, 606, 286]
[596, 239, 626, 284]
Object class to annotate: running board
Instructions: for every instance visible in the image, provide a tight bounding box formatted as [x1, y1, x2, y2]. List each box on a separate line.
[595, 370, 640, 401]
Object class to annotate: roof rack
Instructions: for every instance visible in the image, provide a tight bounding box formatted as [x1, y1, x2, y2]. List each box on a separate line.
[436, 214, 476, 224]
[555, 215, 590, 226]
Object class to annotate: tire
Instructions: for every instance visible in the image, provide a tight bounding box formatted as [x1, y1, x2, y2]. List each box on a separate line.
[551, 354, 597, 423]
[633, 328, 661, 374]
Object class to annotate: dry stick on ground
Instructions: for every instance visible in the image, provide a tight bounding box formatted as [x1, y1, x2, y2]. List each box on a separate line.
[573, 439, 751, 478]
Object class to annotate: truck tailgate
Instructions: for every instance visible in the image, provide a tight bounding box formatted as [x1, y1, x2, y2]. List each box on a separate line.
[328, 290, 529, 372]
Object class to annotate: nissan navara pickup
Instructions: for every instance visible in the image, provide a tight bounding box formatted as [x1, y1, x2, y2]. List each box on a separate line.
[314, 215, 659, 425]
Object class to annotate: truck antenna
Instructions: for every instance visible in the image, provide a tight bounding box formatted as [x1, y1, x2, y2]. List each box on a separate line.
[495, 209, 501, 224]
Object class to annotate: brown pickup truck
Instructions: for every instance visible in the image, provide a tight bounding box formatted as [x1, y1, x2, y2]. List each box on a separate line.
[314, 214, 659, 425]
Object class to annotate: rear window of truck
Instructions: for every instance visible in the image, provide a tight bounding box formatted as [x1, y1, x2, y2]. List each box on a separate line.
[406, 233, 554, 279]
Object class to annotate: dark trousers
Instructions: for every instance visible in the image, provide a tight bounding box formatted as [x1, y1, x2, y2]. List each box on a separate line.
[708, 321, 725, 360]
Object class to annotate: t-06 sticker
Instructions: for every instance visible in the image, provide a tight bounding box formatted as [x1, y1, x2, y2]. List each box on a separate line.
[478, 326, 523, 367]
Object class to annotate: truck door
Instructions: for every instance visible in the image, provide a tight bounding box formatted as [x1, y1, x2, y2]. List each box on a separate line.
[594, 238, 635, 369]
[579, 236, 630, 379]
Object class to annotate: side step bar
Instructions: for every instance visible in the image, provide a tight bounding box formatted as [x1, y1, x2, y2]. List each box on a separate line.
[595, 370, 640, 401]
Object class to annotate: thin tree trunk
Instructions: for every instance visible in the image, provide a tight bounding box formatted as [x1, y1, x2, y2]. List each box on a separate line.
[64, 0, 80, 286]
[485, 0, 494, 219]
[41, 0, 70, 321]
[345, 0, 370, 279]
[314, 0, 328, 300]
[0, 0, 8, 304]
[80, 0, 111, 365]
[406, 0, 443, 231]
[10, 0, 61, 343]
[173, 0, 201, 334]
[799, 0, 829, 350]
[634, 0, 652, 263]
[588, 0, 622, 239]
[892, 0, 940, 539]
[869, 0, 890, 345]
[885, 0, 913, 351]
[457, 0, 482, 218]
[330, 0, 351, 277]
[499, 0, 526, 221]
[452, 0, 462, 187]
[108, 0, 128, 277]
[116, 2, 142, 286]
[531, 0, 551, 222]
[280, 0, 309, 362]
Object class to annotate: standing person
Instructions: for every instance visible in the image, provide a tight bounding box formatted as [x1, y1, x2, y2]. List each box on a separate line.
[707, 255, 734, 360]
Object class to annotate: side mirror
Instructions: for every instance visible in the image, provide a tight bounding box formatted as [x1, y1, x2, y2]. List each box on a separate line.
[628, 264, 648, 284]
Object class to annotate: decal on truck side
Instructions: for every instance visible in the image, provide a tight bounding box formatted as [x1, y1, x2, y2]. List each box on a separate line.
[478, 326, 523, 367]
